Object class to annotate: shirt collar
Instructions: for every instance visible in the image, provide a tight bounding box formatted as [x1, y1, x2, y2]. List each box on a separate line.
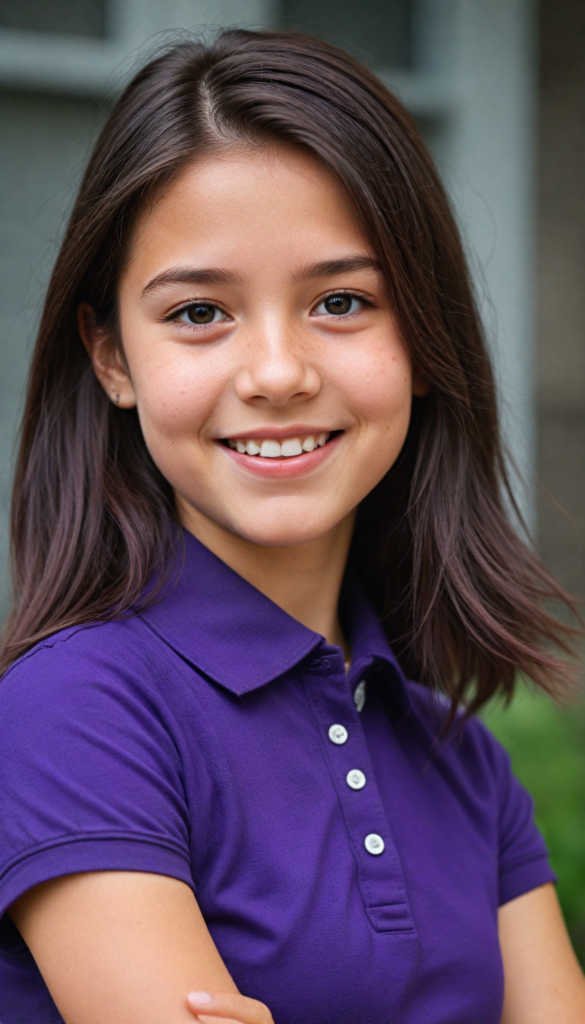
[139, 530, 408, 700]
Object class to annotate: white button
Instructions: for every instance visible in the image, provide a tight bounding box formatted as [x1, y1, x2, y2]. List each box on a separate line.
[353, 680, 366, 713]
[364, 833, 385, 855]
[328, 724, 348, 745]
[346, 769, 366, 790]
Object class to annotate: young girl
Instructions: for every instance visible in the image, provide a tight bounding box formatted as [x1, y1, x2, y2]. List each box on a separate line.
[0, 29, 583, 1024]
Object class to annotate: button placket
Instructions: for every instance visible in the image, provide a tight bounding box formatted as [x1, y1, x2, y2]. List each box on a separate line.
[303, 666, 414, 933]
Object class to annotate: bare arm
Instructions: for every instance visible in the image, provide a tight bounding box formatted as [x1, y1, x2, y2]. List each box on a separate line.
[16, 872, 583, 1023]
[10, 871, 272, 1024]
[499, 883, 585, 1023]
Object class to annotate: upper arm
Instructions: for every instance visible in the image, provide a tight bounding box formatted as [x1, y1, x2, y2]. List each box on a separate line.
[0, 639, 196, 934]
[10, 870, 238, 1024]
[499, 883, 585, 1024]
[0, 637, 231, 1021]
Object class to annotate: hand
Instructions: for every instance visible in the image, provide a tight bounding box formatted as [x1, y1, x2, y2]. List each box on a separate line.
[187, 990, 275, 1024]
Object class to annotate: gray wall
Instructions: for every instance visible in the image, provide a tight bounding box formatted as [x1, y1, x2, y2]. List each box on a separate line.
[0, 92, 103, 613]
[536, 0, 585, 598]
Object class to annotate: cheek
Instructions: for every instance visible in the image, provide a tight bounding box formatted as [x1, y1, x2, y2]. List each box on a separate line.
[341, 341, 414, 442]
[127, 345, 223, 452]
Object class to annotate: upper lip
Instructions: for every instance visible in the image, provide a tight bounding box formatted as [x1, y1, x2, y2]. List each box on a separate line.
[219, 426, 339, 441]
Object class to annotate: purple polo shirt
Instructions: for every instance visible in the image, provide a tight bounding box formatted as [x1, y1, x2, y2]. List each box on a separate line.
[0, 532, 554, 1023]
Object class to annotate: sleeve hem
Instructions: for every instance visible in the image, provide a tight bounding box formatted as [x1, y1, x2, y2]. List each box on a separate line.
[498, 856, 557, 906]
[0, 833, 194, 922]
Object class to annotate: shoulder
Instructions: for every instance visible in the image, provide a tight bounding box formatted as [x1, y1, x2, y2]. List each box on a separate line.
[3, 616, 145, 672]
[402, 680, 513, 791]
[0, 616, 196, 812]
[1, 610, 180, 679]
[402, 681, 554, 904]
[0, 615, 183, 728]
[0, 618, 197, 924]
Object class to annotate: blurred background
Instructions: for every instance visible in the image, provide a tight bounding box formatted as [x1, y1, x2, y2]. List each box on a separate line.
[0, 0, 583, 958]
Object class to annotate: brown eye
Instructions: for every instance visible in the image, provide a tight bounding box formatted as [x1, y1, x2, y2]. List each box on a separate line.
[186, 303, 216, 324]
[313, 293, 364, 318]
[173, 302, 230, 329]
[174, 302, 229, 327]
[324, 294, 353, 315]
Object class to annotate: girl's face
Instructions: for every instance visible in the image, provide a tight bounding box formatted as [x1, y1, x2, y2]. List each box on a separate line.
[89, 146, 422, 548]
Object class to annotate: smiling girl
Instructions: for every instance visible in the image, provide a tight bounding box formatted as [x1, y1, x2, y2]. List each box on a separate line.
[0, 29, 584, 1024]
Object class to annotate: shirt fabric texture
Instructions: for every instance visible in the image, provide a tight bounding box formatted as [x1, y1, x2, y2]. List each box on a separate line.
[0, 531, 555, 1023]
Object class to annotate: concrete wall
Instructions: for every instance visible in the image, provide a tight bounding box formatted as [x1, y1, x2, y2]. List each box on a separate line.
[536, 0, 585, 597]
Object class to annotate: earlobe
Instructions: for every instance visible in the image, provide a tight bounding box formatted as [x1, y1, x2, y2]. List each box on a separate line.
[77, 302, 137, 409]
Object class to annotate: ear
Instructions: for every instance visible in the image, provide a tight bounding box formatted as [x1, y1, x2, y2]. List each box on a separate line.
[412, 370, 430, 398]
[78, 303, 137, 409]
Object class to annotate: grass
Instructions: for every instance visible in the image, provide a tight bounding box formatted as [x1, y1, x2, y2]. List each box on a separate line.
[483, 688, 585, 966]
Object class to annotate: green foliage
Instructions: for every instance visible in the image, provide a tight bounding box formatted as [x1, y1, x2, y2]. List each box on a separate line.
[483, 689, 585, 966]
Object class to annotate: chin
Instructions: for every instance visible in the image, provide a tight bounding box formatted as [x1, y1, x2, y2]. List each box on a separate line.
[233, 514, 336, 549]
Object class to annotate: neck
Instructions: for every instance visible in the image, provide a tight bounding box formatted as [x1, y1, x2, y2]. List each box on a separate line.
[178, 503, 355, 653]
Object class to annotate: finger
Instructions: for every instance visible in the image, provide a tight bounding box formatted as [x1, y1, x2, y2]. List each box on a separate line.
[196, 1017, 247, 1024]
[187, 991, 273, 1024]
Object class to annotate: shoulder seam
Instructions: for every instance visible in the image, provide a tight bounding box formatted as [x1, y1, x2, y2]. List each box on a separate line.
[1, 617, 148, 683]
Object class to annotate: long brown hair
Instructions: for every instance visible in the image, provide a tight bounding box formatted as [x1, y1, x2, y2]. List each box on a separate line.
[1, 29, 579, 713]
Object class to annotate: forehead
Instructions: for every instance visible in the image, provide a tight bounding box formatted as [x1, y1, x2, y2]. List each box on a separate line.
[125, 145, 369, 279]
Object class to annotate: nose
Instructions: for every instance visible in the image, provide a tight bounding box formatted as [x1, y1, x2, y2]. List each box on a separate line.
[234, 316, 321, 408]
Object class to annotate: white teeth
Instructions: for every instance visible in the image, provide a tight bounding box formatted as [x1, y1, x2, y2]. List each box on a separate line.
[226, 432, 332, 457]
[260, 440, 282, 458]
[281, 438, 303, 457]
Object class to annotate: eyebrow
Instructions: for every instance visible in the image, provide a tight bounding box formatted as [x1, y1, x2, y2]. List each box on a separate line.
[141, 254, 382, 297]
[294, 255, 382, 282]
[141, 266, 245, 296]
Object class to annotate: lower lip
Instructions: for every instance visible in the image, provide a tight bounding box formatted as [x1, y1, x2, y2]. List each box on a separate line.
[219, 434, 342, 478]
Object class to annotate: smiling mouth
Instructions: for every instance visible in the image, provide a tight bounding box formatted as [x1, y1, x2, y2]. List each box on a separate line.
[222, 431, 340, 459]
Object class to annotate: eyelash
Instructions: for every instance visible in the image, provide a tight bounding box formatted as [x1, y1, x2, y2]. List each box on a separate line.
[163, 290, 375, 329]
[162, 301, 230, 329]
[312, 291, 374, 319]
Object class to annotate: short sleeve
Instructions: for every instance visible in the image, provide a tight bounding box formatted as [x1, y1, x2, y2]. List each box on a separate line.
[0, 627, 194, 945]
[408, 688, 557, 908]
[492, 734, 556, 905]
